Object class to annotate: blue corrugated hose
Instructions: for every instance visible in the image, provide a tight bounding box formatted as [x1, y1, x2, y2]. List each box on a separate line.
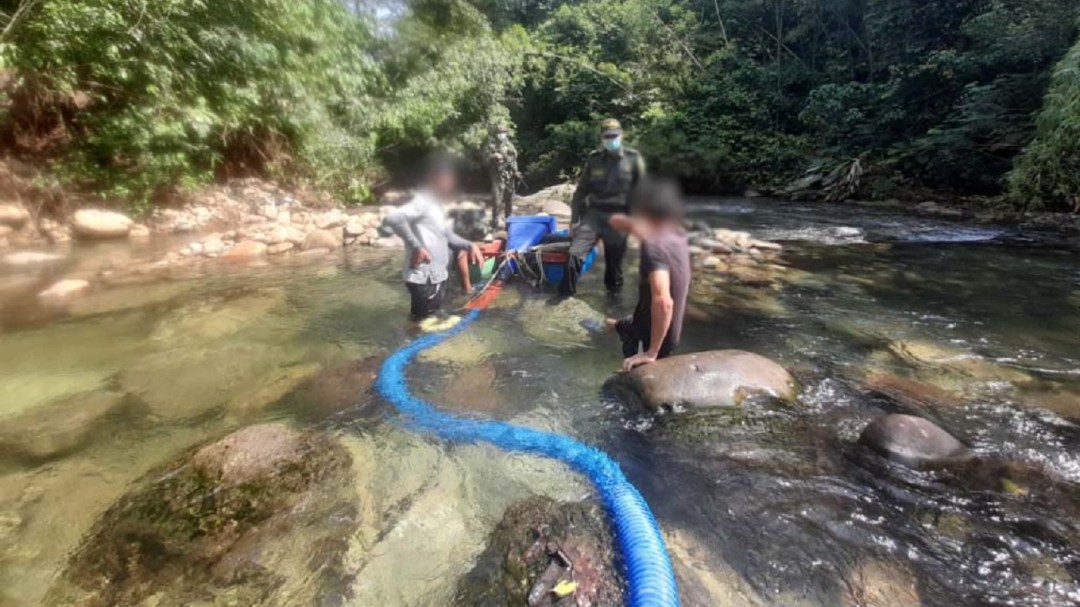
[375, 308, 681, 606]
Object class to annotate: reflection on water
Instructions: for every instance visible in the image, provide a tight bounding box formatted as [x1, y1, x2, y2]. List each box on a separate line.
[1, 198, 1079, 606]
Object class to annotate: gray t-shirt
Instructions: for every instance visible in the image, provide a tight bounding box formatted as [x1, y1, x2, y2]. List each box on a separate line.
[633, 226, 690, 351]
[383, 190, 472, 285]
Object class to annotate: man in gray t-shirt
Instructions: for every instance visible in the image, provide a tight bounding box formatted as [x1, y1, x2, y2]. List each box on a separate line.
[605, 179, 691, 371]
[383, 156, 483, 319]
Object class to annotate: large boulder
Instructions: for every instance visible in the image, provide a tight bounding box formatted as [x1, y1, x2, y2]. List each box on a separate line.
[47, 423, 355, 607]
[0, 203, 29, 228]
[455, 496, 623, 607]
[71, 209, 133, 239]
[302, 228, 341, 250]
[858, 414, 969, 467]
[539, 198, 572, 219]
[606, 350, 797, 411]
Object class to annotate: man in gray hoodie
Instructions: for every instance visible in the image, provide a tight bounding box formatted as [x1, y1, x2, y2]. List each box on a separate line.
[383, 155, 483, 319]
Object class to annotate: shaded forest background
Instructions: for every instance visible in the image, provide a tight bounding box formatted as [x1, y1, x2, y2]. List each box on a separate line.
[2, 0, 1080, 211]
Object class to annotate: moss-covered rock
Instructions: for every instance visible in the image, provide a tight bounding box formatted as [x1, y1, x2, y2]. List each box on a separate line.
[455, 496, 623, 607]
[266, 356, 382, 423]
[47, 423, 355, 607]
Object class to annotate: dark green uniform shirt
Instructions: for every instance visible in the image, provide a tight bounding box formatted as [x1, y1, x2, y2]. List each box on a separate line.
[570, 147, 645, 224]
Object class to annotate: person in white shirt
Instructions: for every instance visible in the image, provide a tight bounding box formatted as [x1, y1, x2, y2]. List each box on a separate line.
[383, 155, 483, 319]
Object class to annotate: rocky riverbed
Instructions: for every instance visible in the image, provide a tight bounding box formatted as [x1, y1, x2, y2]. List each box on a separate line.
[2, 190, 1080, 607]
[1, 174, 793, 322]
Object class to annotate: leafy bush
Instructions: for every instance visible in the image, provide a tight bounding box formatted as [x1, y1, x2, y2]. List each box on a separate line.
[1008, 25, 1080, 211]
[5, 0, 379, 207]
[3, 0, 1080, 208]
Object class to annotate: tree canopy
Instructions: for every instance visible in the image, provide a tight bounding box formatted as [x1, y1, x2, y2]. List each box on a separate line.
[1, 0, 1079, 211]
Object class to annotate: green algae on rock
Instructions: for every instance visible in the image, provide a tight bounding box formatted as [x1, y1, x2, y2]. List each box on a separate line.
[46, 423, 356, 607]
[454, 496, 623, 607]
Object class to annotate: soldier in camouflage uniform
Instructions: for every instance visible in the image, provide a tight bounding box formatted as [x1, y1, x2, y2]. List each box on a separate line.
[486, 124, 520, 229]
[560, 118, 645, 297]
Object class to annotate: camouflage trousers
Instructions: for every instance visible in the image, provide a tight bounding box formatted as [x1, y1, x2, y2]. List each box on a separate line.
[489, 171, 515, 228]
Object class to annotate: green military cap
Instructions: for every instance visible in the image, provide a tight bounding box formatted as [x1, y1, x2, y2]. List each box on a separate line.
[600, 118, 622, 136]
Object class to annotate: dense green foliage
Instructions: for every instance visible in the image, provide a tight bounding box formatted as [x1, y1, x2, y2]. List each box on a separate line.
[1008, 21, 1080, 211]
[2, 0, 1080, 210]
[4, 0, 381, 205]
[508, 0, 1080, 202]
[0, 0, 518, 207]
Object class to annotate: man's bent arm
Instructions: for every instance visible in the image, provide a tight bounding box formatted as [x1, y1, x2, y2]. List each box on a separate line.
[445, 228, 473, 252]
[646, 270, 674, 357]
[384, 203, 425, 251]
[608, 213, 651, 240]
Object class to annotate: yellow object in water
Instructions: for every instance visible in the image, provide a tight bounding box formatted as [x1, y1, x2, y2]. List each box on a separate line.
[1000, 477, 1029, 496]
[419, 315, 462, 333]
[552, 580, 578, 598]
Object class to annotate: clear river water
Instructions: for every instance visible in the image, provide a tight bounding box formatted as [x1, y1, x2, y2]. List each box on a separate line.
[1, 197, 1079, 606]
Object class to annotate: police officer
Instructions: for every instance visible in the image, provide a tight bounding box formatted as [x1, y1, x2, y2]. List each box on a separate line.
[486, 123, 520, 229]
[560, 118, 645, 296]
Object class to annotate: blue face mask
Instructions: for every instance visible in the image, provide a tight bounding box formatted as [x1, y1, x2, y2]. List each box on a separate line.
[603, 136, 622, 152]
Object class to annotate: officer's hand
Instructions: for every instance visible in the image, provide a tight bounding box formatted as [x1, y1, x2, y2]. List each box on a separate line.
[412, 248, 433, 268]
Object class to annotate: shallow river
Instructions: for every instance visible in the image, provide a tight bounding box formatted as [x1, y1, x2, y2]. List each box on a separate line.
[1, 198, 1079, 606]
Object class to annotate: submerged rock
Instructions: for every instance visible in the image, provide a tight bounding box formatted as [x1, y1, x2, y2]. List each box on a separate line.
[455, 496, 623, 607]
[120, 343, 294, 420]
[0, 390, 138, 463]
[858, 414, 969, 467]
[439, 360, 504, 414]
[47, 423, 356, 607]
[606, 350, 797, 411]
[268, 357, 382, 423]
[840, 559, 921, 607]
[420, 324, 507, 365]
[887, 339, 1033, 386]
[518, 296, 604, 347]
[37, 278, 90, 302]
[861, 372, 962, 410]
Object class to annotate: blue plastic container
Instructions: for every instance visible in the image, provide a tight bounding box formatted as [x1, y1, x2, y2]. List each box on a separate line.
[506, 215, 557, 252]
